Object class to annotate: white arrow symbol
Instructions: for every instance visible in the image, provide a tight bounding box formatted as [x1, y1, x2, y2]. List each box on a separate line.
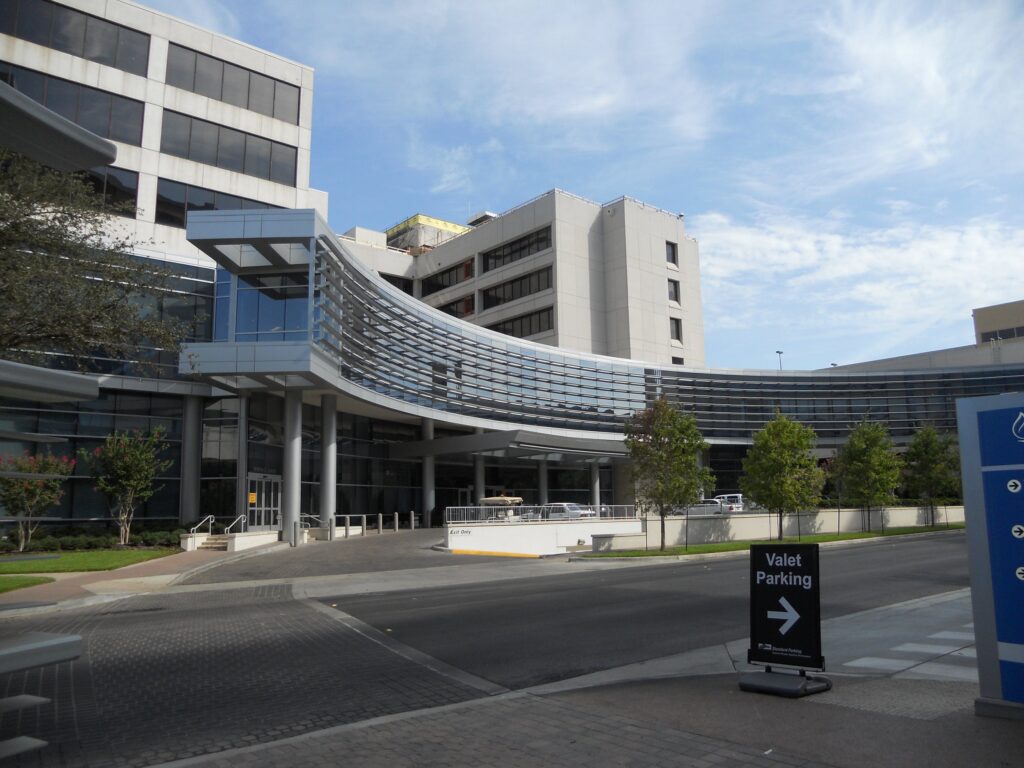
[1009, 479, 1022, 494]
[767, 596, 801, 635]
[1017, 567, 1024, 582]
[1013, 525, 1024, 540]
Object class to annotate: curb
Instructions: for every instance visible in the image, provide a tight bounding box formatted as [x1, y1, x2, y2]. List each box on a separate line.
[167, 541, 289, 586]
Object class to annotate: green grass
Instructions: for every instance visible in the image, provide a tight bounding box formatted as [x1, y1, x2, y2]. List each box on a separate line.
[0, 575, 54, 594]
[0, 548, 178, 574]
[584, 523, 964, 558]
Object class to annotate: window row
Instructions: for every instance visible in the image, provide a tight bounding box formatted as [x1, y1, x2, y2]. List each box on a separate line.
[155, 178, 279, 229]
[980, 326, 1024, 342]
[482, 226, 552, 273]
[0, 61, 144, 145]
[481, 266, 552, 310]
[421, 259, 474, 297]
[436, 295, 475, 319]
[1, 0, 149, 76]
[165, 43, 300, 125]
[380, 273, 414, 295]
[486, 307, 554, 339]
[83, 166, 138, 217]
[160, 110, 296, 185]
[234, 272, 309, 343]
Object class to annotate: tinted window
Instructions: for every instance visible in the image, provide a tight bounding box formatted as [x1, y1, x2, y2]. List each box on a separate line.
[77, 88, 111, 136]
[103, 167, 138, 212]
[83, 16, 117, 67]
[186, 185, 215, 215]
[44, 77, 77, 120]
[217, 127, 246, 173]
[189, 119, 219, 166]
[244, 134, 271, 178]
[10, 66, 46, 103]
[155, 179, 187, 227]
[109, 97, 143, 145]
[194, 53, 223, 100]
[116, 28, 149, 77]
[161, 110, 191, 157]
[166, 44, 195, 90]
[273, 82, 299, 123]
[16, 0, 52, 46]
[221, 63, 249, 108]
[269, 142, 296, 185]
[0, 0, 16, 36]
[214, 192, 242, 211]
[50, 4, 86, 57]
[248, 73, 275, 116]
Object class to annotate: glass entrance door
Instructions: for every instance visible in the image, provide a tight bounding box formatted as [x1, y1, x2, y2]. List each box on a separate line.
[247, 473, 282, 531]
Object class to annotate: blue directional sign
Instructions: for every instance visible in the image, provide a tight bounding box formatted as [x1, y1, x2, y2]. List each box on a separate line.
[957, 395, 1024, 717]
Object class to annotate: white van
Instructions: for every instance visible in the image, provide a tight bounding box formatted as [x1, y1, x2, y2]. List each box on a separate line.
[714, 494, 745, 513]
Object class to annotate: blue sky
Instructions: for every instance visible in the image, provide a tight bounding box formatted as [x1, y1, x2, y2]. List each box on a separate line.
[143, 0, 1024, 371]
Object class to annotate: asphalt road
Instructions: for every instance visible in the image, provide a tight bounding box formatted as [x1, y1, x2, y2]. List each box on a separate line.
[326, 532, 969, 689]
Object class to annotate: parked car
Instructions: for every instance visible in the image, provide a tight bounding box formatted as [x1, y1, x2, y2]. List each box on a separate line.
[714, 494, 745, 513]
[686, 499, 725, 515]
[540, 502, 596, 520]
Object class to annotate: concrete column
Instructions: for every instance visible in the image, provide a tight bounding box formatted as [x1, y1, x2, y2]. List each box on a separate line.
[538, 459, 549, 504]
[178, 395, 203, 525]
[422, 418, 435, 528]
[234, 395, 249, 522]
[590, 463, 601, 508]
[319, 394, 337, 533]
[282, 390, 303, 545]
[473, 428, 485, 504]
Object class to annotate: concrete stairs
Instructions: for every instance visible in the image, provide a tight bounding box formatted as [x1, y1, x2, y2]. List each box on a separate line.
[198, 534, 229, 551]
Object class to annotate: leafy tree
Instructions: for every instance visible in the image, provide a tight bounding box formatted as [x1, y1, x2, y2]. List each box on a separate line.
[0, 149, 189, 369]
[0, 453, 75, 551]
[625, 398, 714, 551]
[834, 420, 902, 527]
[79, 428, 172, 545]
[903, 425, 961, 525]
[741, 412, 824, 539]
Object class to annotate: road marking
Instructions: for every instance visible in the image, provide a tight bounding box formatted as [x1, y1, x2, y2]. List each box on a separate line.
[843, 657, 917, 671]
[929, 631, 975, 642]
[897, 661, 978, 682]
[892, 643, 961, 655]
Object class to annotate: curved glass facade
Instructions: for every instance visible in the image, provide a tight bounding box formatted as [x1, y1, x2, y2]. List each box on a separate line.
[192, 209, 1024, 445]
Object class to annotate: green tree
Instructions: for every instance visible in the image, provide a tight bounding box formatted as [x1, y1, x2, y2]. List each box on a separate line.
[903, 425, 961, 525]
[625, 398, 714, 551]
[0, 453, 75, 551]
[741, 412, 824, 539]
[0, 149, 189, 369]
[834, 420, 902, 528]
[79, 428, 172, 545]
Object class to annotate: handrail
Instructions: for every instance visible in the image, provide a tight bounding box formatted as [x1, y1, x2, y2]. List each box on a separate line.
[190, 514, 215, 547]
[225, 514, 247, 534]
[299, 513, 319, 529]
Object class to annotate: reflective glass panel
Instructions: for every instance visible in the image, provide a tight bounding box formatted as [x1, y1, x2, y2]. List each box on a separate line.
[194, 53, 223, 100]
[244, 134, 271, 178]
[160, 111, 191, 157]
[273, 81, 299, 123]
[221, 63, 249, 108]
[83, 16, 117, 67]
[188, 119, 219, 166]
[115, 27, 149, 76]
[50, 5, 86, 57]
[166, 44, 195, 90]
[217, 127, 246, 173]
[108, 96, 143, 145]
[16, 0, 52, 45]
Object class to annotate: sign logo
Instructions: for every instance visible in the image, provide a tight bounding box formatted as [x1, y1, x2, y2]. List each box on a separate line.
[1014, 412, 1024, 443]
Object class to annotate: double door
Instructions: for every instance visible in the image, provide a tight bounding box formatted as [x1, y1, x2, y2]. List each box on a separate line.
[247, 473, 281, 530]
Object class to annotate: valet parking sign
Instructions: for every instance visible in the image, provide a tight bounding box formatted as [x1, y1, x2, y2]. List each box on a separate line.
[748, 543, 824, 670]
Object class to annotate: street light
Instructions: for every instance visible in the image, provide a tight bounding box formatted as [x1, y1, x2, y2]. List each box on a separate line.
[775, 350, 783, 371]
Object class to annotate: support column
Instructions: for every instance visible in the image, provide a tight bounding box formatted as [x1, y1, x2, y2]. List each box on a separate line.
[234, 395, 249, 523]
[473, 428, 485, 504]
[282, 390, 302, 545]
[178, 395, 202, 525]
[590, 462, 601, 508]
[319, 394, 337, 534]
[422, 418, 435, 528]
[538, 459, 549, 504]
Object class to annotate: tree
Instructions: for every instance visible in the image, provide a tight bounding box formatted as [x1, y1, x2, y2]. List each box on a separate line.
[834, 420, 902, 528]
[741, 412, 824, 539]
[0, 149, 189, 369]
[903, 425, 961, 525]
[625, 398, 714, 551]
[0, 453, 75, 551]
[79, 428, 172, 545]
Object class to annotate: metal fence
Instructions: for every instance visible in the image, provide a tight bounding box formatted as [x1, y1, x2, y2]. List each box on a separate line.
[445, 504, 636, 525]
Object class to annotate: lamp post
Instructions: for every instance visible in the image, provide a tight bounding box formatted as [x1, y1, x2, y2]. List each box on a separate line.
[775, 350, 783, 371]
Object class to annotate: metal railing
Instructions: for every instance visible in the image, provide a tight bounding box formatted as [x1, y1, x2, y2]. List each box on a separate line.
[445, 504, 636, 525]
[224, 515, 247, 534]
[190, 515, 215, 547]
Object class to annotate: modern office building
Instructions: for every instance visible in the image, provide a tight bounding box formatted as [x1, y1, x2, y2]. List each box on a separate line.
[3, 1, 1024, 535]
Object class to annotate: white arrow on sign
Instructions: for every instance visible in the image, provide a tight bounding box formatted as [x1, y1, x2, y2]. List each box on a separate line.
[1013, 525, 1024, 540]
[1017, 567, 1024, 582]
[767, 596, 800, 635]
[1009, 479, 1022, 494]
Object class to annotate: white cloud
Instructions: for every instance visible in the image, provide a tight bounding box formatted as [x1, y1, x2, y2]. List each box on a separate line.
[405, 133, 507, 195]
[693, 211, 1024, 362]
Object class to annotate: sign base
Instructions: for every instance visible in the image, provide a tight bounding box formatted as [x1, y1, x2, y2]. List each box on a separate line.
[975, 697, 1024, 721]
[739, 670, 832, 698]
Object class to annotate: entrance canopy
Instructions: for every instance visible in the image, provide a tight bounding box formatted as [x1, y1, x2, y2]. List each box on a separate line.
[389, 429, 628, 464]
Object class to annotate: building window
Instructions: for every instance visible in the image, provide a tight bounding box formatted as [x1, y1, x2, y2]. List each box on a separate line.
[436, 295, 475, 319]
[481, 226, 552, 273]
[160, 111, 297, 185]
[670, 317, 683, 342]
[165, 43, 300, 125]
[0, 62, 144, 145]
[481, 267, 552, 310]
[83, 166, 138, 217]
[672, 356, 685, 365]
[4, 0, 150, 76]
[668, 279, 680, 303]
[380, 273, 414, 295]
[234, 272, 309, 342]
[421, 259, 474, 297]
[666, 241, 678, 265]
[155, 178, 278, 229]
[487, 307, 554, 339]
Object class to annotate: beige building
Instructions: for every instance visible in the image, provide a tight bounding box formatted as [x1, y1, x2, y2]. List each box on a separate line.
[973, 300, 1024, 344]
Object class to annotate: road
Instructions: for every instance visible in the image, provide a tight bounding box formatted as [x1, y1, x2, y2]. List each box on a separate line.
[326, 533, 969, 688]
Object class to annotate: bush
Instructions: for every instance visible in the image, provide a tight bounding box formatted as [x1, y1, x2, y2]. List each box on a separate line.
[31, 536, 60, 552]
[0, 539, 16, 553]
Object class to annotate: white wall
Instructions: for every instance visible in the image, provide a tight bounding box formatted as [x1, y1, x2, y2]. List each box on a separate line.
[446, 519, 643, 556]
